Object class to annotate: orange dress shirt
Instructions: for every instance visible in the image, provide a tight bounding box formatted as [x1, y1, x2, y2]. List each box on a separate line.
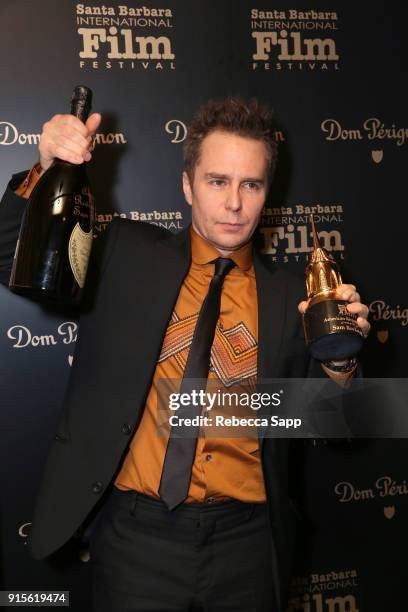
[115, 228, 267, 502]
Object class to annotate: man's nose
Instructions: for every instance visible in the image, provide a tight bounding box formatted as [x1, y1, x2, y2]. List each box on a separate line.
[225, 186, 242, 212]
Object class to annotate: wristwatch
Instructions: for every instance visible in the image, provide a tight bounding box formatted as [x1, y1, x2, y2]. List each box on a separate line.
[322, 357, 358, 372]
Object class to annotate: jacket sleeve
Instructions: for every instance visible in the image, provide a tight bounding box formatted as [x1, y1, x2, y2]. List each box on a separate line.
[0, 170, 30, 285]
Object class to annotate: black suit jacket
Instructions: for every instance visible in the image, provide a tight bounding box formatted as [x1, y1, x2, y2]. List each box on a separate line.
[0, 174, 323, 611]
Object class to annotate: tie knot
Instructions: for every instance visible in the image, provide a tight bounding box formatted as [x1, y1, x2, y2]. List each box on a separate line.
[213, 257, 236, 279]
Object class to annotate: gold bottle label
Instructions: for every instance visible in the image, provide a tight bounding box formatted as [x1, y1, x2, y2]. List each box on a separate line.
[68, 222, 92, 288]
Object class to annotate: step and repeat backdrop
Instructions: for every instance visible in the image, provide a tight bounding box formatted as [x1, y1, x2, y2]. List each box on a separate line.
[1, 1, 407, 610]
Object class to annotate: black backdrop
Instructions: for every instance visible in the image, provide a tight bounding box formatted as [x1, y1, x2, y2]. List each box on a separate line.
[1, 1, 407, 610]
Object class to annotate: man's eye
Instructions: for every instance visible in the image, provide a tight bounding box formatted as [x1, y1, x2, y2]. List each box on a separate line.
[244, 182, 260, 190]
[210, 179, 225, 187]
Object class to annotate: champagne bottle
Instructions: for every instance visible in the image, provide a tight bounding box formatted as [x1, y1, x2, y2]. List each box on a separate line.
[9, 86, 95, 304]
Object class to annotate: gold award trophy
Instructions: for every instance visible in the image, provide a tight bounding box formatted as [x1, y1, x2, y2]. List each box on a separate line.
[303, 215, 364, 361]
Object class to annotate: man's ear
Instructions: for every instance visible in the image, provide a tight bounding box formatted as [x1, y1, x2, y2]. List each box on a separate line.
[182, 171, 193, 206]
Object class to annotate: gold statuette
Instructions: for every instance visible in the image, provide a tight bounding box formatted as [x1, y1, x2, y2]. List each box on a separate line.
[303, 215, 364, 361]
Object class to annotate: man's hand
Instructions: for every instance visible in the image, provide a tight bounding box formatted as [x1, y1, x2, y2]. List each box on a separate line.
[297, 284, 371, 339]
[38, 112, 102, 173]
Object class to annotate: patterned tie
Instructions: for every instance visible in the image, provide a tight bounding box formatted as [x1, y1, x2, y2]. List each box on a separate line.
[159, 257, 236, 510]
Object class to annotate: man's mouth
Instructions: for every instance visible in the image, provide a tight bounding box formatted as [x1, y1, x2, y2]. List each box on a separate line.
[218, 222, 244, 230]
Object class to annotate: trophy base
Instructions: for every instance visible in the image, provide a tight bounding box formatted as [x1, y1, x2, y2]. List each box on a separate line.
[303, 299, 364, 361]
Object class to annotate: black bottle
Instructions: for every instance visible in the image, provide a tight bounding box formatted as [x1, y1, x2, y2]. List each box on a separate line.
[9, 86, 95, 304]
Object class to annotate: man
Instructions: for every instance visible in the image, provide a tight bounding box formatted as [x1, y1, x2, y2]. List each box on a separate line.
[0, 97, 370, 611]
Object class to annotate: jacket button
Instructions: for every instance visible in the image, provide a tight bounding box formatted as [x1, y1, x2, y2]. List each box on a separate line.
[92, 481, 103, 494]
[121, 423, 132, 435]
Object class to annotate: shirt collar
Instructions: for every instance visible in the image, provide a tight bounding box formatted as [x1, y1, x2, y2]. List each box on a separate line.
[190, 226, 253, 272]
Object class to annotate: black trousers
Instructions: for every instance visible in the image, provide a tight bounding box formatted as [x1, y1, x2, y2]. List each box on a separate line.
[89, 487, 278, 612]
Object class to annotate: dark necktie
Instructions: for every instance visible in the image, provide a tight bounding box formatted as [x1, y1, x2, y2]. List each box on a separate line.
[159, 257, 236, 510]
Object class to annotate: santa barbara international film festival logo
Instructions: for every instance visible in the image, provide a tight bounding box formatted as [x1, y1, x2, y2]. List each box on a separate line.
[259, 203, 345, 263]
[287, 568, 360, 612]
[250, 8, 340, 72]
[76, 3, 176, 71]
[321, 117, 408, 163]
[94, 209, 184, 234]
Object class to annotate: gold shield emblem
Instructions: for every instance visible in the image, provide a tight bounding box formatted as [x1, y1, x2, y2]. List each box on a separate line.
[376, 330, 389, 344]
[384, 505, 395, 519]
[372, 150, 383, 163]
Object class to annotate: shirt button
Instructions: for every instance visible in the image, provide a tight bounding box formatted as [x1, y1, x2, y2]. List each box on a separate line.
[121, 423, 132, 435]
[92, 481, 103, 494]
[206, 496, 215, 504]
[206, 454, 213, 462]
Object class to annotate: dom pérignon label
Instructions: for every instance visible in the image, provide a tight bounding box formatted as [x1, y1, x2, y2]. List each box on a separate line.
[9, 85, 95, 304]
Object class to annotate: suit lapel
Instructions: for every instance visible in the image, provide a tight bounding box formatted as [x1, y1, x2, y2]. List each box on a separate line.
[116, 225, 192, 425]
[253, 249, 288, 450]
[154, 225, 192, 289]
[140, 223, 192, 347]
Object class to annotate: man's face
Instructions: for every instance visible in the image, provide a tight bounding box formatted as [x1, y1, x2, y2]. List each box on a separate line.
[182, 130, 268, 254]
